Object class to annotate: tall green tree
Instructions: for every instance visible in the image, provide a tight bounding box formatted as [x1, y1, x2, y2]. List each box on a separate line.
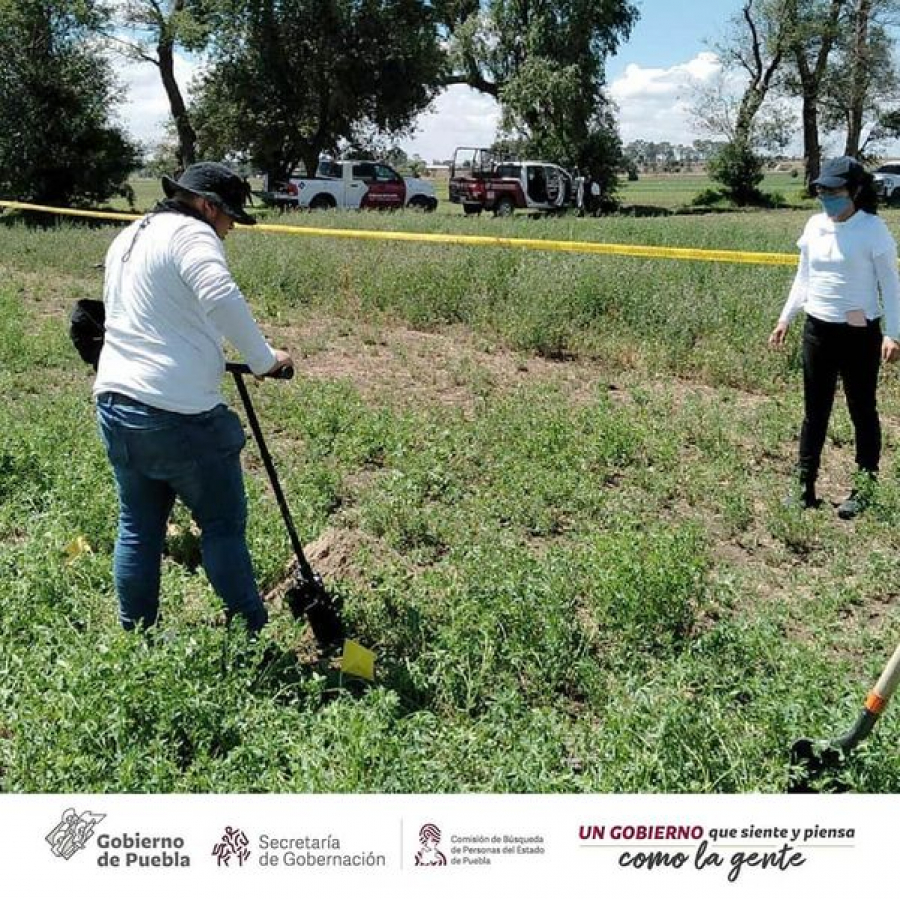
[780, 0, 846, 191]
[445, 0, 638, 193]
[191, 0, 444, 181]
[102, 1, 217, 170]
[691, 0, 797, 205]
[844, 0, 874, 156]
[820, 0, 900, 156]
[718, 0, 797, 147]
[0, 0, 140, 206]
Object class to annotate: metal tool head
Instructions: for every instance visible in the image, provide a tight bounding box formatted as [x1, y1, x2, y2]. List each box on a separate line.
[285, 573, 345, 649]
[788, 738, 848, 793]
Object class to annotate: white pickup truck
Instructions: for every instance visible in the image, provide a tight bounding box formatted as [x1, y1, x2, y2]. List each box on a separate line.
[873, 161, 900, 205]
[260, 160, 438, 211]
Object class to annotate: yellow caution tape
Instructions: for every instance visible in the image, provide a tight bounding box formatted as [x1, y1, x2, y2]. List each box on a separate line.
[0, 199, 799, 267]
[1, 200, 143, 223]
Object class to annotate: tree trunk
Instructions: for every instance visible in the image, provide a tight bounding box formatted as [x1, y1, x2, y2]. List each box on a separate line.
[845, 0, 873, 156]
[791, 0, 844, 194]
[157, 37, 196, 170]
[801, 91, 822, 191]
[301, 149, 321, 180]
[734, 88, 766, 147]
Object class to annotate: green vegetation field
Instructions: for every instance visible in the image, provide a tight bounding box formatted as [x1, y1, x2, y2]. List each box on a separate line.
[617, 170, 808, 209]
[2, 200, 900, 793]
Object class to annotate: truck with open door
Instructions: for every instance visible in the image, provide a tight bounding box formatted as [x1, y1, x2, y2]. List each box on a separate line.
[448, 147, 573, 216]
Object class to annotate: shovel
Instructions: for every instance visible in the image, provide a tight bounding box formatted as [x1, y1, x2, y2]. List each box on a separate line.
[226, 362, 345, 648]
[789, 642, 900, 792]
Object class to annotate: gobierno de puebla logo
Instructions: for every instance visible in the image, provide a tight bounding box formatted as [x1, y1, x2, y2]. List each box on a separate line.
[46, 811, 190, 867]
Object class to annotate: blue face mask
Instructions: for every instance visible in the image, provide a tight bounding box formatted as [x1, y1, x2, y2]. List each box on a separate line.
[820, 194, 853, 219]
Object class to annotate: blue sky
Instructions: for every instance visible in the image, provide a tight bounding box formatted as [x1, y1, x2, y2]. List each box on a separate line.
[608, 0, 744, 79]
[116, 1, 767, 161]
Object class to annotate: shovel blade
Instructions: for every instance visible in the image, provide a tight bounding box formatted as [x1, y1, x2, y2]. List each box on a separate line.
[788, 738, 846, 793]
[285, 574, 345, 648]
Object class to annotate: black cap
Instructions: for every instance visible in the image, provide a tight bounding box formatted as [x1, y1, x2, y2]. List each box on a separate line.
[162, 162, 256, 225]
[812, 156, 867, 190]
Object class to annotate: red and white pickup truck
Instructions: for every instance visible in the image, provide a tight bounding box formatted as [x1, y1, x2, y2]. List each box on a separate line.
[260, 160, 438, 211]
[449, 147, 573, 216]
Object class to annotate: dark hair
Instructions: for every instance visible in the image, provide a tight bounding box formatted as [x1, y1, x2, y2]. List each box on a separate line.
[853, 172, 879, 214]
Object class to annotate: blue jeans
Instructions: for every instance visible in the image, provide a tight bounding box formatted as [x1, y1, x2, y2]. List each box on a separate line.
[96, 392, 268, 633]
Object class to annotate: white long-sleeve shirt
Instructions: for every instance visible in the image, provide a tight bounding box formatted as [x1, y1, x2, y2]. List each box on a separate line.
[779, 211, 900, 339]
[93, 212, 277, 413]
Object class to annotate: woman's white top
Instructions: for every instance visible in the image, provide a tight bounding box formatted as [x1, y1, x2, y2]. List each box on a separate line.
[94, 213, 277, 414]
[779, 211, 900, 339]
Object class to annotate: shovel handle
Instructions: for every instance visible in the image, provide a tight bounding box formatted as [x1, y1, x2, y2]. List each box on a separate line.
[830, 641, 900, 755]
[227, 362, 316, 585]
[225, 361, 294, 380]
[867, 642, 900, 714]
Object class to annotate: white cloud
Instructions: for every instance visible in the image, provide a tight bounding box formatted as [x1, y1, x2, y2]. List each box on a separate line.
[112, 52, 202, 148]
[609, 51, 725, 145]
[405, 85, 502, 163]
[409, 57, 727, 158]
[113, 62, 498, 162]
[606, 52, 900, 158]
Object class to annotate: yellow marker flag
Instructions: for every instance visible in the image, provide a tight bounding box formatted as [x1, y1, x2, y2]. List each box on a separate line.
[341, 639, 376, 681]
[64, 535, 93, 563]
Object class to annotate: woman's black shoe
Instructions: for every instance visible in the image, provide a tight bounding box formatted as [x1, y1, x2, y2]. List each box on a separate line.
[782, 487, 821, 511]
[837, 490, 867, 520]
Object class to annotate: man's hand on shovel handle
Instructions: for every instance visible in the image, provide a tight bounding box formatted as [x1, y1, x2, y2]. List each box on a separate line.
[260, 349, 294, 380]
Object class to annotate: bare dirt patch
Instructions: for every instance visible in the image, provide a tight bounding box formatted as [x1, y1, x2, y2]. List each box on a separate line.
[272, 314, 616, 411]
[262, 525, 396, 664]
[305, 526, 381, 584]
[263, 525, 383, 606]
[2, 265, 100, 319]
[271, 313, 775, 414]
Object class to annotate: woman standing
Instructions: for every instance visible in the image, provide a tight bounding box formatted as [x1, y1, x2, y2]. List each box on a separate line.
[770, 156, 900, 518]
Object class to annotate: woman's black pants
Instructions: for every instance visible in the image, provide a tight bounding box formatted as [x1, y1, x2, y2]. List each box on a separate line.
[798, 314, 882, 490]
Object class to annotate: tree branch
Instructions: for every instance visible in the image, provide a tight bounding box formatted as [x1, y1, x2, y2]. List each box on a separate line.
[762, 47, 784, 91]
[441, 72, 499, 97]
[744, 1, 764, 81]
[814, 0, 847, 82]
[97, 29, 159, 66]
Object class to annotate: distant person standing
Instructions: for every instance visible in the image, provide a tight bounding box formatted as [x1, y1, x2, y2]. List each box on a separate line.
[589, 177, 601, 214]
[769, 157, 900, 517]
[581, 172, 600, 216]
[574, 169, 586, 216]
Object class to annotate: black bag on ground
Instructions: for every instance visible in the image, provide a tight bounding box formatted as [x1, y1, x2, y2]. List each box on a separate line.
[69, 299, 105, 370]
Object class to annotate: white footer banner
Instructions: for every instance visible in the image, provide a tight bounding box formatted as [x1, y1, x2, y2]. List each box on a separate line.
[0, 794, 893, 896]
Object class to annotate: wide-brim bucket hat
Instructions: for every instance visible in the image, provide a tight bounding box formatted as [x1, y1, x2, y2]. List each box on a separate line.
[162, 162, 256, 225]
